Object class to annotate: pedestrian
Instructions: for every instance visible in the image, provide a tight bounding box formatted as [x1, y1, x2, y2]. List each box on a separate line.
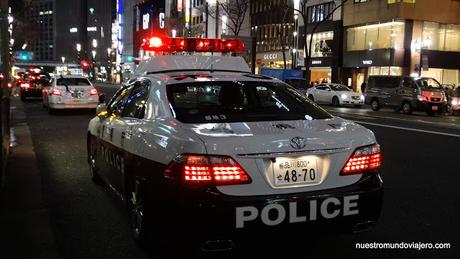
[309, 81, 314, 88]
[360, 82, 367, 94]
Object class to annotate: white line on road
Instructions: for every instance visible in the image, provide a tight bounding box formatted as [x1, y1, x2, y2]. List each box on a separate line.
[354, 120, 460, 138]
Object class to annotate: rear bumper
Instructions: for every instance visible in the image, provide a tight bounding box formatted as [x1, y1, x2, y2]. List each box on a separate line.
[157, 173, 383, 239]
[415, 100, 447, 112]
[49, 102, 98, 109]
[20, 88, 42, 97]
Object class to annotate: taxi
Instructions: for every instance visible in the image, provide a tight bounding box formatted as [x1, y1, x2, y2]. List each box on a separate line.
[87, 37, 383, 251]
[43, 75, 99, 113]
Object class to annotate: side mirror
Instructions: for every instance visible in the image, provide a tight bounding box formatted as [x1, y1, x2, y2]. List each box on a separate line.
[96, 103, 107, 115]
[98, 93, 106, 104]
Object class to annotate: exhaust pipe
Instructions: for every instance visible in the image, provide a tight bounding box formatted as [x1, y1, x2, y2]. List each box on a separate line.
[352, 220, 376, 233]
[200, 240, 234, 253]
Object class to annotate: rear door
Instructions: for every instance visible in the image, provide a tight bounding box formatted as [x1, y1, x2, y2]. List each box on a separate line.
[379, 77, 401, 106]
[108, 79, 151, 193]
[97, 84, 132, 187]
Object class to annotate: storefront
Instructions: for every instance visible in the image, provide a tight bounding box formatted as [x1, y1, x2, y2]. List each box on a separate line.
[255, 51, 293, 74]
[342, 49, 405, 91]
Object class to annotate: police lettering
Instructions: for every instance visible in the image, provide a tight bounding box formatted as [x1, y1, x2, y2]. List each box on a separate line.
[101, 145, 125, 174]
[235, 195, 359, 228]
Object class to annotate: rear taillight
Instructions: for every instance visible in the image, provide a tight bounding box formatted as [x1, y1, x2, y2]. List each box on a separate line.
[20, 83, 30, 89]
[341, 144, 382, 175]
[165, 154, 251, 187]
[52, 89, 62, 96]
[90, 88, 98, 95]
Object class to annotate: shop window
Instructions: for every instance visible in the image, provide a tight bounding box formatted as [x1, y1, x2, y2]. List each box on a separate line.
[306, 31, 334, 57]
[347, 21, 405, 51]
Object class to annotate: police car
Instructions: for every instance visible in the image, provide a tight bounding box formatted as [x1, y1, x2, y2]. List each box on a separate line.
[43, 75, 99, 112]
[87, 37, 383, 250]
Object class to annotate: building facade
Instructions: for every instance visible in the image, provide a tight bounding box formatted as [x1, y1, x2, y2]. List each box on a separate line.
[250, 0, 295, 71]
[343, 0, 460, 91]
[23, 0, 55, 61]
[299, 0, 344, 84]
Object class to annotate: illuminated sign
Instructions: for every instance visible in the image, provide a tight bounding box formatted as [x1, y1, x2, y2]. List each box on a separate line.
[312, 60, 322, 65]
[263, 53, 278, 60]
[159, 13, 165, 29]
[143, 13, 150, 30]
[362, 60, 373, 65]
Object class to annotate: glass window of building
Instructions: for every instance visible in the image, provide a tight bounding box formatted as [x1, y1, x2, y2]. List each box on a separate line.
[422, 22, 460, 52]
[347, 21, 405, 51]
[306, 2, 335, 23]
[306, 31, 334, 57]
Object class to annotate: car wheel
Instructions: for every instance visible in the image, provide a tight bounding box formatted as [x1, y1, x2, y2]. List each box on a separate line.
[371, 99, 380, 111]
[332, 96, 340, 107]
[308, 95, 314, 101]
[87, 135, 103, 185]
[401, 102, 412, 114]
[127, 177, 152, 247]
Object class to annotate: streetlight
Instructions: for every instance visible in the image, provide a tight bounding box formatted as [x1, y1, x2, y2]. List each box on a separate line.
[92, 39, 98, 48]
[76, 43, 82, 52]
[61, 56, 65, 63]
[91, 50, 96, 59]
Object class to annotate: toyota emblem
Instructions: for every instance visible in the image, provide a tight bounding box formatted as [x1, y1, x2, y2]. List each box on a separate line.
[290, 137, 306, 150]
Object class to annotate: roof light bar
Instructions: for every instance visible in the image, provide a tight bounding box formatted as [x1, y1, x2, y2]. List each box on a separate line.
[142, 37, 245, 53]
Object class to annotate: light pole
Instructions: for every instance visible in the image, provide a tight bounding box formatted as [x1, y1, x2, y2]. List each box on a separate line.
[107, 48, 112, 83]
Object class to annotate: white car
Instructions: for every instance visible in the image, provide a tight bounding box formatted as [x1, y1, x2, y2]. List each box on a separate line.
[86, 37, 383, 251]
[42, 75, 99, 112]
[307, 83, 365, 107]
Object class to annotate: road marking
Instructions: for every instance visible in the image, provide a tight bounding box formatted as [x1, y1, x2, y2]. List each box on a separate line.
[354, 120, 460, 138]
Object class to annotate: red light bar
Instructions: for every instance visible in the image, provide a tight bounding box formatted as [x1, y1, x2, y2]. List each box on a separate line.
[142, 37, 245, 53]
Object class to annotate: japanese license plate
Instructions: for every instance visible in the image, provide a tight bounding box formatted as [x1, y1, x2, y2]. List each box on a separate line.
[272, 157, 319, 187]
[431, 106, 438, 111]
[72, 99, 81, 103]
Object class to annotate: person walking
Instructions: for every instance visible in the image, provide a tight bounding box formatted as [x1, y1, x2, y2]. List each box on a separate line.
[360, 82, 367, 94]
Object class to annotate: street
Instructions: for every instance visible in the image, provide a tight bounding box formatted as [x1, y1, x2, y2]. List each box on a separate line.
[0, 84, 456, 258]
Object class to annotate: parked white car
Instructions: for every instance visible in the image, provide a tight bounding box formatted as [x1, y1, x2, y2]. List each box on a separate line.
[307, 83, 364, 107]
[43, 75, 99, 113]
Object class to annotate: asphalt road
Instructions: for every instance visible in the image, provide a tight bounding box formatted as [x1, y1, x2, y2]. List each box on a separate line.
[17, 84, 459, 258]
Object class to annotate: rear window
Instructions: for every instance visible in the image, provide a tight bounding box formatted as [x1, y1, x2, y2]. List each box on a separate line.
[167, 81, 332, 123]
[57, 78, 91, 86]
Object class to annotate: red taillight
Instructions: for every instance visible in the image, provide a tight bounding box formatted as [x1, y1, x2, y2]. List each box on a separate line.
[20, 83, 30, 89]
[52, 89, 62, 96]
[341, 144, 382, 175]
[90, 88, 98, 95]
[166, 154, 251, 187]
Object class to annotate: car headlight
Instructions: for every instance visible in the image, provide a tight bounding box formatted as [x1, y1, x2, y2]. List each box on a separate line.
[452, 99, 459, 106]
[341, 93, 347, 100]
[360, 95, 365, 100]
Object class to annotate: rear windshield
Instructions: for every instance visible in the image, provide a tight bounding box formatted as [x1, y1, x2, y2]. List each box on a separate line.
[57, 78, 91, 86]
[167, 81, 332, 123]
[330, 84, 350, 91]
[416, 78, 441, 90]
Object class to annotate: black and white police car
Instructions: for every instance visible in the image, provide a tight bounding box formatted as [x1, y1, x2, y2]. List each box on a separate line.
[87, 37, 383, 251]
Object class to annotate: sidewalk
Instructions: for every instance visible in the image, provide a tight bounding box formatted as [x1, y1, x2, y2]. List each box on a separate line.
[0, 97, 59, 259]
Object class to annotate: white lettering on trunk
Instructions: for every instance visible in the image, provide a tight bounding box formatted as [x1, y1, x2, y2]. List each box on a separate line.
[235, 206, 258, 229]
[261, 204, 286, 226]
[320, 197, 341, 219]
[289, 202, 306, 223]
[343, 195, 359, 216]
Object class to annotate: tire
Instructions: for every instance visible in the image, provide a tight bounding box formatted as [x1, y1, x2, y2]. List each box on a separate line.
[371, 99, 380, 111]
[127, 176, 152, 248]
[332, 96, 340, 107]
[87, 135, 103, 185]
[308, 95, 314, 101]
[401, 102, 412, 114]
